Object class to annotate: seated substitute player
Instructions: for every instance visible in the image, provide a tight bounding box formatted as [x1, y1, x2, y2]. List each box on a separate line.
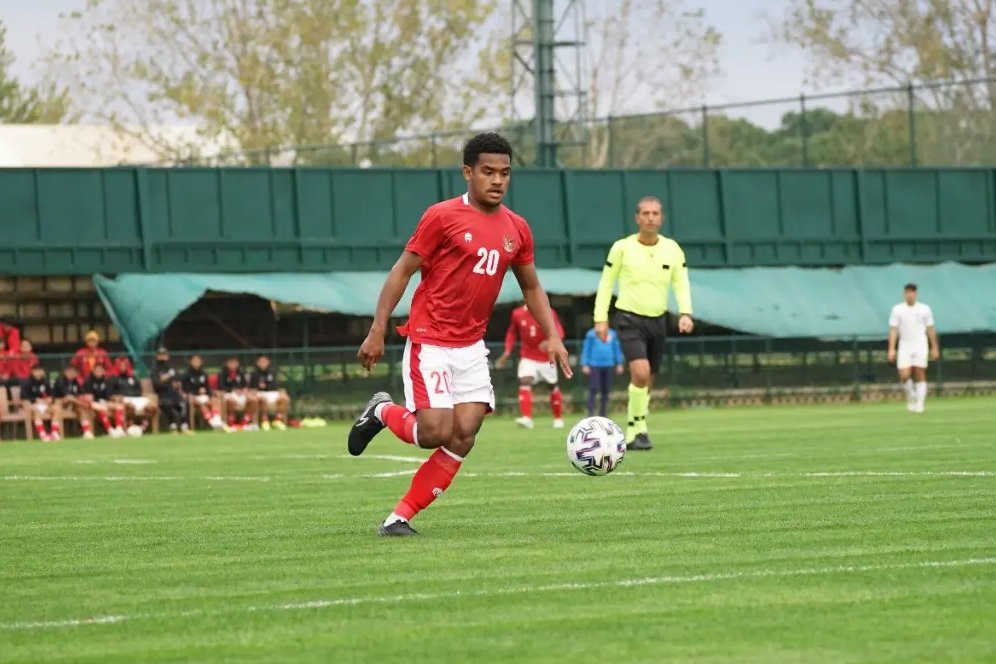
[218, 356, 256, 430]
[82, 363, 124, 437]
[22, 364, 60, 441]
[152, 347, 190, 435]
[71, 330, 112, 380]
[249, 355, 288, 431]
[53, 364, 94, 439]
[183, 354, 224, 430]
[580, 325, 625, 418]
[495, 302, 566, 429]
[112, 357, 157, 433]
[594, 195, 694, 451]
[348, 132, 571, 537]
[887, 283, 939, 413]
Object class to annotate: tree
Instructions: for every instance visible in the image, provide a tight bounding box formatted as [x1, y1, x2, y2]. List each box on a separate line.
[0, 20, 72, 123]
[774, 0, 996, 164]
[580, 0, 721, 167]
[47, 0, 506, 164]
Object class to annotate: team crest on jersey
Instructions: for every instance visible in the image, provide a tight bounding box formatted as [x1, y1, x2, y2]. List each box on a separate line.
[503, 236, 515, 253]
[464, 232, 473, 243]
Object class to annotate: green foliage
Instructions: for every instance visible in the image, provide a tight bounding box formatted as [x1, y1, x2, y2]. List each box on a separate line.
[0, 21, 73, 123]
[49, 0, 507, 163]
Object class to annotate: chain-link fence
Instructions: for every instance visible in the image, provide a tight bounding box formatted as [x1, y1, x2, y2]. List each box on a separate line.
[23, 333, 996, 419]
[172, 78, 996, 169]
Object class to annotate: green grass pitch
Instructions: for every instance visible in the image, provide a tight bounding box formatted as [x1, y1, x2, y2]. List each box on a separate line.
[1, 398, 994, 663]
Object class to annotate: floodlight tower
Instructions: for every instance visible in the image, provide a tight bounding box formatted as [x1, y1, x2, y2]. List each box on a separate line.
[511, 0, 588, 167]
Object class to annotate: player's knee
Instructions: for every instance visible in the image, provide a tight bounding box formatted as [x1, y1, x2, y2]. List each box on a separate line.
[518, 378, 533, 387]
[448, 432, 476, 458]
[415, 419, 453, 449]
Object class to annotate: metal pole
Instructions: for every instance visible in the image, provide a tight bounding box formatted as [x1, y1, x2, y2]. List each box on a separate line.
[907, 82, 918, 166]
[430, 133, 438, 167]
[701, 105, 710, 167]
[533, 0, 556, 167]
[799, 94, 808, 167]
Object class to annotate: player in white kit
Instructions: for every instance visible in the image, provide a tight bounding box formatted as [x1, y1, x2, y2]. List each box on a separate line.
[887, 283, 939, 413]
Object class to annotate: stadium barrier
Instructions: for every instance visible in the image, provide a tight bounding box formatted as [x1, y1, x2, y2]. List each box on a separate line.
[24, 333, 996, 419]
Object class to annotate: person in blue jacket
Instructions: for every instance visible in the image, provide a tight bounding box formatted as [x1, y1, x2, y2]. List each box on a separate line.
[580, 326, 625, 417]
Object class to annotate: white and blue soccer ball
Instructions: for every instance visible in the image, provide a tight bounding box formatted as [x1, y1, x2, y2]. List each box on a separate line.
[566, 416, 626, 476]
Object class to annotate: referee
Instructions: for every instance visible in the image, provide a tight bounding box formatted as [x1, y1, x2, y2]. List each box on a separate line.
[593, 195, 693, 450]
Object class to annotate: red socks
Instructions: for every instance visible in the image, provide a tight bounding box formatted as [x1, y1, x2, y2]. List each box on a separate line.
[380, 404, 417, 446]
[551, 387, 563, 419]
[97, 412, 113, 432]
[80, 420, 92, 434]
[394, 448, 463, 520]
[114, 408, 125, 428]
[519, 386, 533, 418]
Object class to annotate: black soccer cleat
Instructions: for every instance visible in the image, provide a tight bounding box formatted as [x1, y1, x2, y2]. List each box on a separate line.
[378, 520, 419, 537]
[627, 433, 654, 451]
[347, 391, 393, 456]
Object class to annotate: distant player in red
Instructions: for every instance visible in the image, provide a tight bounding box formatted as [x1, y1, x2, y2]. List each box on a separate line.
[495, 303, 566, 429]
[349, 133, 572, 537]
[71, 330, 112, 380]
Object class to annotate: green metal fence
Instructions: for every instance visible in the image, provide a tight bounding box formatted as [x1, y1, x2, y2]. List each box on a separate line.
[175, 77, 996, 169]
[28, 333, 996, 419]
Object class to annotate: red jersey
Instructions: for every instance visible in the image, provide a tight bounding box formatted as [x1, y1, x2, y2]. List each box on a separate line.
[71, 347, 112, 379]
[504, 305, 565, 362]
[8, 352, 38, 380]
[0, 324, 20, 352]
[400, 194, 535, 347]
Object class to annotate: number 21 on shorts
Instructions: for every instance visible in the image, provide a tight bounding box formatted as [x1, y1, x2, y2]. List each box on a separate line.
[429, 369, 452, 395]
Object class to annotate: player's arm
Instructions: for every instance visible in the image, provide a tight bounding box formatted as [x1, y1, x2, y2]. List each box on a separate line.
[358, 251, 422, 371]
[887, 326, 898, 362]
[671, 246, 694, 334]
[496, 315, 518, 368]
[593, 241, 623, 341]
[511, 263, 572, 379]
[927, 326, 940, 360]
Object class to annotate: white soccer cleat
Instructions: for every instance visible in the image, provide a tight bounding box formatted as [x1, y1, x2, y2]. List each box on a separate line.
[110, 427, 126, 438]
[553, 418, 565, 429]
[208, 416, 225, 430]
[906, 401, 916, 412]
[913, 404, 925, 413]
[82, 431, 95, 440]
[515, 416, 534, 429]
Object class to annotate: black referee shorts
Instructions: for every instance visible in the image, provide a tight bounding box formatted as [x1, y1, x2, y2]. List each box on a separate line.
[614, 310, 667, 375]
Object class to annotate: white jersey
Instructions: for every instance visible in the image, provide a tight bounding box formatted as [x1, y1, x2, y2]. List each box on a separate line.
[889, 302, 934, 350]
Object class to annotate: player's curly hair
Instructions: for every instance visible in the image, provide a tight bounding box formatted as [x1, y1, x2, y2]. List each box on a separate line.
[463, 132, 513, 167]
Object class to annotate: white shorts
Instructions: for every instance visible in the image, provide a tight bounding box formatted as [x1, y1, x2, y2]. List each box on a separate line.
[194, 394, 212, 405]
[258, 391, 281, 407]
[33, 402, 50, 415]
[122, 396, 151, 411]
[897, 346, 928, 370]
[403, 339, 495, 412]
[517, 358, 558, 385]
[225, 393, 248, 410]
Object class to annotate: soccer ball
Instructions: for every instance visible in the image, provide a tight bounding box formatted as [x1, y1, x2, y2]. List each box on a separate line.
[126, 425, 143, 438]
[566, 416, 626, 476]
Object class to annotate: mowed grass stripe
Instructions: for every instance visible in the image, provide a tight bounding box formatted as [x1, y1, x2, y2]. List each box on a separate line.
[0, 397, 993, 662]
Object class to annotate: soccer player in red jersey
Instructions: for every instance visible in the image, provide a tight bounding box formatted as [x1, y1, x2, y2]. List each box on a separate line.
[349, 133, 572, 537]
[495, 303, 566, 429]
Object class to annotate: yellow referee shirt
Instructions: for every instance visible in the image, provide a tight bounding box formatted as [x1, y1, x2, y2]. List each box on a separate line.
[593, 234, 693, 322]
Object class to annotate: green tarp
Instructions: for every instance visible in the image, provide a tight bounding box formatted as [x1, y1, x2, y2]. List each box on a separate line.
[94, 262, 996, 357]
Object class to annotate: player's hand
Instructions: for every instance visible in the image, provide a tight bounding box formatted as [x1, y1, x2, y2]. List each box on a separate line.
[495, 353, 510, 369]
[581, 365, 590, 376]
[930, 348, 940, 361]
[358, 331, 385, 371]
[678, 314, 694, 334]
[547, 336, 573, 379]
[594, 321, 609, 342]
[887, 348, 896, 363]
[616, 364, 625, 375]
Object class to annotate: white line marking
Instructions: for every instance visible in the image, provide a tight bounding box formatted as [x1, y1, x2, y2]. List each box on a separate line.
[112, 459, 157, 465]
[5, 557, 993, 631]
[72, 460, 97, 465]
[337, 454, 425, 464]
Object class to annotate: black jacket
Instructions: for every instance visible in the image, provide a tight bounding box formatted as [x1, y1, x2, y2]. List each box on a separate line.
[182, 367, 211, 395]
[249, 368, 278, 391]
[21, 375, 53, 402]
[152, 361, 182, 399]
[53, 375, 83, 398]
[83, 374, 113, 401]
[217, 369, 248, 392]
[114, 374, 143, 397]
